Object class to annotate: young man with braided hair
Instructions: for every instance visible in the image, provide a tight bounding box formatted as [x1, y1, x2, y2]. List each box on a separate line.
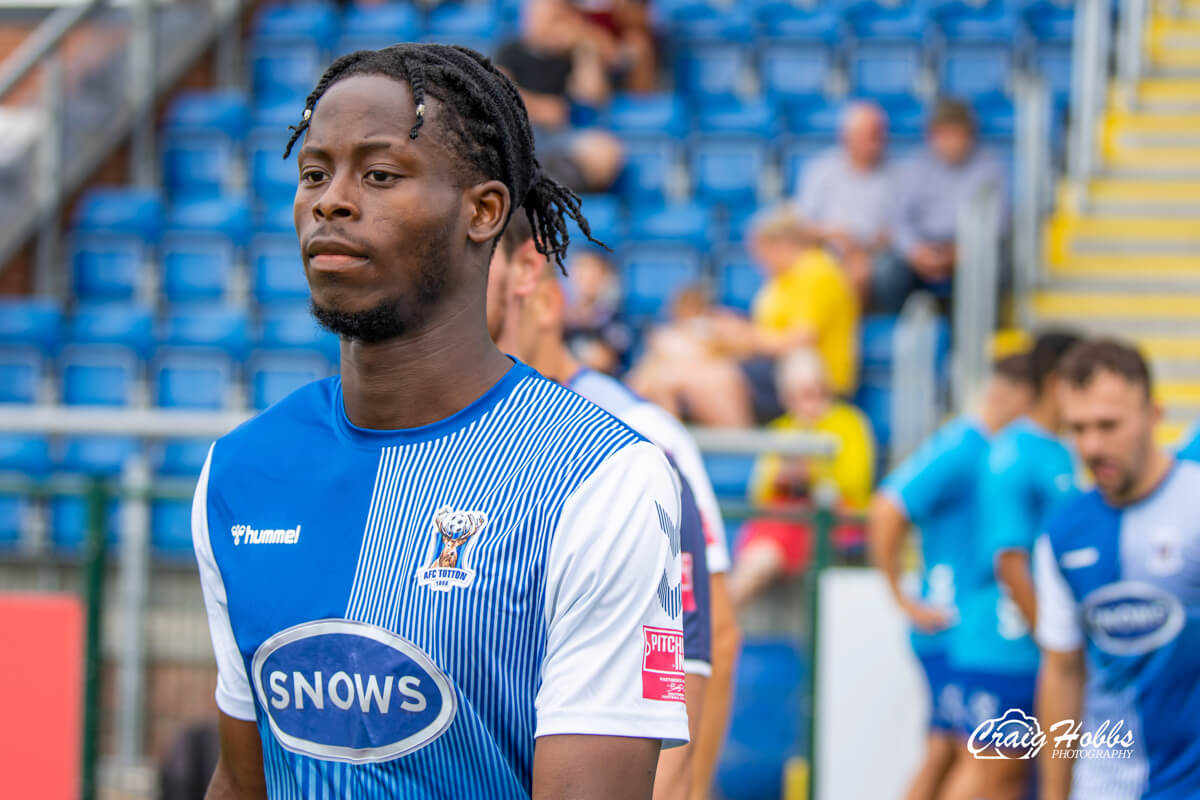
[194, 44, 688, 799]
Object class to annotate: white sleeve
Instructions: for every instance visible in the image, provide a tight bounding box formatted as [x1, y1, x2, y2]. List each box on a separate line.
[536, 441, 690, 747]
[1033, 534, 1085, 653]
[192, 446, 256, 721]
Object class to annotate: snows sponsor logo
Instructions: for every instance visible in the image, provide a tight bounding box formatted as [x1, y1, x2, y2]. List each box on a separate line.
[1082, 581, 1184, 655]
[252, 619, 456, 763]
[231, 524, 301, 546]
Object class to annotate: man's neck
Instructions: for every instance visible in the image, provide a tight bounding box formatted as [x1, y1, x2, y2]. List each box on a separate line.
[1027, 399, 1058, 435]
[339, 300, 512, 430]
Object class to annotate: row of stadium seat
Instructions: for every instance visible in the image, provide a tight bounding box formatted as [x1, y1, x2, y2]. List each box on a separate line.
[0, 492, 193, 556]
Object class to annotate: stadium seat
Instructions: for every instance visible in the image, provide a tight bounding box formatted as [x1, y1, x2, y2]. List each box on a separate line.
[341, 2, 420, 40]
[940, 46, 1012, 101]
[977, 95, 1015, 138]
[0, 434, 52, 475]
[859, 314, 898, 383]
[250, 128, 299, 200]
[754, 0, 842, 42]
[855, 380, 892, 448]
[616, 135, 679, 202]
[1022, 0, 1074, 42]
[761, 42, 834, 108]
[0, 298, 61, 352]
[251, 234, 310, 305]
[258, 307, 339, 362]
[716, 250, 763, 313]
[1033, 44, 1073, 106]
[164, 90, 251, 141]
[252, 100, 299, 129]
[156, 438, 214, 477]
[671, 4, 755, 40]
[427, 2, 501, 41]
[251, 39, 323, 105]
[697, 99, 778, 137]
[607, 93, 688, 138]
[69, 233, 146, 302]
[248, 350, 332, 409]
[690, 135, 768, 208]
[72, 187, 164, 243]
[59, 436, 142, 476]
[676, 42, 750, 101]
[166, 197, 254, 247]
[618, 244, 703, 320]
[875, 92, 927, 138]
[702, 452, 757, 499]
[0, 347, 42, 404]
[628, 201, 713, 248]
[49, 495, 120, 551]
[781, 137, 830, 194]
[151, 499, 195, 557]
[162, 130, 238, 199]
[850, 43, 922, 97]
[569, 194, 624, 248]
[154, 349, 235, 410]
[934, 0, 1018, 41]
[253, 2, 339, 48]
[60, 345, 140, 407]
[160, 232, 237, 304]
[846, 0, 929, 40]
[0, 496, 25, 549]
[256, 195, 297, 233]
[162, 305, 250, 359]
[69, 304, 155, 357]
[784, 96, 842, 137]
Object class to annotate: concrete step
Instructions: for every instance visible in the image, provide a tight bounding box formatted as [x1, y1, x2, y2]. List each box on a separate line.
[1044, 260, 1200, 287]
[1031, 292, 1200, 336]
[1147, 18, 1200, 70]
[1103, 111, 1200, 149]
[1045, 214, 1200, 260]
[1116, 78, 1200, 112]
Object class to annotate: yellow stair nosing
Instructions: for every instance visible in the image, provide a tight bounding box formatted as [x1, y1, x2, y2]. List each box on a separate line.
[1032, 293, 1200, 317]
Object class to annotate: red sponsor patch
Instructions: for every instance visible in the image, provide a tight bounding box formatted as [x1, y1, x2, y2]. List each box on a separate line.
[642, 625, 686, 702]
[681, 553, 696, 613]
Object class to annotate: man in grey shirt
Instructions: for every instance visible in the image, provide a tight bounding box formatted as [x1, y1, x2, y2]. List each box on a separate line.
[875, 98, 1007, 312]
[796, 101, 893, 301]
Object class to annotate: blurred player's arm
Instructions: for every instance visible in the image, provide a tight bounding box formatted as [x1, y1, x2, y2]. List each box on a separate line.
[692, 573, 738, 800]
[868, 493, 948, 632]
[982, 441, 1039, 629]
[655, 673, 706, 800]
[1033, 536, 1085, 800]
[206, 715, 267, 800]
[534, 443, 690, 800]
[995, 550, 1037, 629]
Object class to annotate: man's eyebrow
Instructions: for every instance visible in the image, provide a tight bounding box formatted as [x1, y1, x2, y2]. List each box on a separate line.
[297, 140, 403, 160]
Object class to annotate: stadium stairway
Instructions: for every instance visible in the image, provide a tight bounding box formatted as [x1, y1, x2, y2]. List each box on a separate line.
[1035, 1, 1200, 446]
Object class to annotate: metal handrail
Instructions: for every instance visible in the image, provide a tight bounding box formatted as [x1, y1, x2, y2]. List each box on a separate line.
[0, 0, 103, 101]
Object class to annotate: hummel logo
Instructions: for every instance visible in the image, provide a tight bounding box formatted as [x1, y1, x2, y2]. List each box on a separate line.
[231, 524, 301, 546]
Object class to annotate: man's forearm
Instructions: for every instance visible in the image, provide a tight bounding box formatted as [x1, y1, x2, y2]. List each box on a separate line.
[691, 574, 739, 799]
[867, 496, 908, 605]
[1038, 653, 1085, 800]
[997, 551, 1037, 629]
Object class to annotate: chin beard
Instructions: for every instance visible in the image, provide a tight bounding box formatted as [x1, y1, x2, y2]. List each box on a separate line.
[310, 256, 450, 344]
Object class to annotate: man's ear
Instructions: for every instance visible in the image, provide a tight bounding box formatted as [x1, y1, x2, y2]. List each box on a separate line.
[466, 180, 510, 245]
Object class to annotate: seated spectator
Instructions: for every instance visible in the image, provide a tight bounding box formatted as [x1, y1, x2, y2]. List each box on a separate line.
[629, 208, 860, 426]
[873, 98, 1007, 312]
[796, 101, 894, 302]
[571, 0, 659, 93]
[728, 349, 875, 607]
[562, 248, 634, 375]
[495, 0, 624, 192]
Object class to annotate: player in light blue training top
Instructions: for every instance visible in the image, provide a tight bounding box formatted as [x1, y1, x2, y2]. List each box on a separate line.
[951, 331, 1079, 800]
[1037, 339, 1200, 800]
[194, 44, 688, 800]
[870, 353, 1033, 800]
[1172, 422, 1200, 463]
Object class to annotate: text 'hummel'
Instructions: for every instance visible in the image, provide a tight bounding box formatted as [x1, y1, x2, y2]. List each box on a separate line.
[232, 524, 301, 546]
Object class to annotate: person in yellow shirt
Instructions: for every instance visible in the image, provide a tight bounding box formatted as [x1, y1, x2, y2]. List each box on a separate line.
[628, 207, 860, 426]
[729, 348, 875, 607]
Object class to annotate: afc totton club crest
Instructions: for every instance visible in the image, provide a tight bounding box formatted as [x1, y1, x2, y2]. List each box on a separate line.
[416, 506, 488, 592]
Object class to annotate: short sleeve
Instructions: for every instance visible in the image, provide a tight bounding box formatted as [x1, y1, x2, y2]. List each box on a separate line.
[979, 437, 1038, 553]
[536, 442, 690, 747]
[677, 469, 712, 675]
[880, 423, 972, 523]
[192, 446, 256, 721]
[1033, 535, 1084, 652]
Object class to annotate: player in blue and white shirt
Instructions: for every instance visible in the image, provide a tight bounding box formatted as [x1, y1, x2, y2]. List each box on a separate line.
[487, 213, 739, 799]
[870, 353, 1033, 800]
[1036, 340, 1200, 800]
[195, 45, 687, 799]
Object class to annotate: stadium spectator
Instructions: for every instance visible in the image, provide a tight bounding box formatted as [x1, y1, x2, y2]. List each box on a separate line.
[729, 349, 874, 607]
[561, 247, 634, 375]
[796, 101, 894, 302]
[629, 208, 859, 426]
[875, 99, 1007, 313]
[1037, 338, 1200, 800]
[570, 0, 659, 93]
[869, 352, 1034, 800]
[495, 0, 625, 192]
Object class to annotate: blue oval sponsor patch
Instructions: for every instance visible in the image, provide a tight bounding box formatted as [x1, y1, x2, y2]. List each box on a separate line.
[252, 619, 456, 763]
[1082, 581, 1185, 656]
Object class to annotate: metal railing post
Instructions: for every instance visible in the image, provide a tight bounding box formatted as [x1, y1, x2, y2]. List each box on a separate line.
[1119, 0, 1149, 105]
[891, 292, 941, 467]
[34, 55, 64, 298]
[1013, 73, 1050, 329]
[214, 0, 242, 89]
[1069, 0, 1112, 198]
[128, 0, 157, 187]
[805, 481, 838, 800]
[951, 182, 1001, 414]
[81, 478, 108, 800]
[115, 456, 151, 772]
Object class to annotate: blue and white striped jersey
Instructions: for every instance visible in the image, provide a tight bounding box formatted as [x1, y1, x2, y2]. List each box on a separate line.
[193, 361, 688, 798]
[1036, 460, 1200, 800]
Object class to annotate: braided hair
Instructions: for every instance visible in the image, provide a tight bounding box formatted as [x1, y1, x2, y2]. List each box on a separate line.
[283, 43, 604, 272]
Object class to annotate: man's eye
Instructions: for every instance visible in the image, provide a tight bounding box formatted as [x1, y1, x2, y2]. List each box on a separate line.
[301, 170, 326, 183]
[368, 170, 397, 182]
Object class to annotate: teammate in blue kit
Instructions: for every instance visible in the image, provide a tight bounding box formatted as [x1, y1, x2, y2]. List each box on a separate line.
[1037, 340, 1200, 800]
[1171, 422, 1200, 463]
[870, 353, 1033, 800]
[951, 330, 1079, 800]
[193, 44, 689, 799]
[487, 213, 743, 800]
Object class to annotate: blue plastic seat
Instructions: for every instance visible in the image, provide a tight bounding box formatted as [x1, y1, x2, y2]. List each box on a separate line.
[69, 304, 155, 357]
[162, 130, 238, 199]
[250, 128, 299, 200]
[164, 90, 251, 140]
[60, 345, 140, 406]
[151, 499, 195, 557]
[941, 46, 1012, 101]
[0, 298, 61, 352]
[607, 93, 688, 138]
[0, 347, 41, 404]
[671, 4, 755, 39]
[156, 438, 214, 477]
[342, 3, 420, 39]
[702, 453, 757, 499]
[618, 244, 703, 320]
[784, 96, 842, 136]
[617, 135, 679, 202]
[162, 305, 250, 358]
[252, 235, 310, 305]
[256, 195, 297, 233]
[697, 99, 778, 137]
[754, 0, 842, 42]
[854, 380, 892, 448]
[154, 348, 234, 410]
[1022, 0, 1074, 42]
[847, 0, 929, 39]
[628, 202, 713, 248]
[859, 313, 898, 383]
[0, 434, 52, 475]
[258, 307, 339, 362]
[781, 137, 829, 194]
[160, 232, 237, 304]
[73, 188, 164, 243]
[1033, 43, 1073, 106]
[851, 42, 921, 97]
[716, 251, 763, 313]
[977, 95, 1015, 138]
[166, 197, 254, 247]
[248, 350, 332, 409]
[253, 2, 339, 48]
[427, 2, 500, 39]
[934, 0, 1017, 41]
[70, 233, 145, 302]
[690, 136, 767, 208]
[251, 39, 323, 105]
[49, 495, 120, 551]
[253, 100, 300, 129]
[676, 42, 750, 101]
[761, 43, 833, 108]
[0, 496, 25, 548]
[875, 92, 927, 138]
[59, 436, 141, 476]
[570, 194, 624, 248]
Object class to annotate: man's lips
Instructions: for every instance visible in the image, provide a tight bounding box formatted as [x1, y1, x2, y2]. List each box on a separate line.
[309, 253, 369, 270]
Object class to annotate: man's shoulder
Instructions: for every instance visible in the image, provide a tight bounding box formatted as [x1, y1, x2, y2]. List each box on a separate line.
[1043, 488, 1109, 551]
[212, 377, 336, 465]
[517, 368, 652, 459]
